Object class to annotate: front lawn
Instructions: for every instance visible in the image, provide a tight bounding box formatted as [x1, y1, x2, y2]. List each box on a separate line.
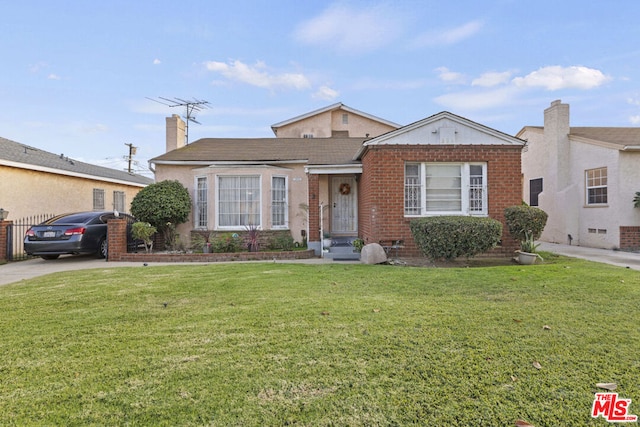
[0, 256, 638, 426]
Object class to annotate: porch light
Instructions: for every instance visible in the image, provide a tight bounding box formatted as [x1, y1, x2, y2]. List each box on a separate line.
[0, 208, 8, 220]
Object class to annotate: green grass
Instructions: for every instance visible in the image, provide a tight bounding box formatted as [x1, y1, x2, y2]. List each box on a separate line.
[0, 255, 638, 426]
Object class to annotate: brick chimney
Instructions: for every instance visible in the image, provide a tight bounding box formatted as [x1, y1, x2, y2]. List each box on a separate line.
[166, 114, 186, 153]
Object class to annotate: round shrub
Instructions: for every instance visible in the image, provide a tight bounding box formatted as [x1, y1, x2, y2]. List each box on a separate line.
[504, 205, 548, 242]
[410, 216, 503, 261]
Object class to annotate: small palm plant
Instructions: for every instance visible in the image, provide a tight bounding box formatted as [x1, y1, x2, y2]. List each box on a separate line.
[246, 224, 260, 252]
[520, 231, 540, 254]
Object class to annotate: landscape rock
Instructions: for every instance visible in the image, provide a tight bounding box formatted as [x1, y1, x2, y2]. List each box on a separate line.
[360, 243, 388, 265]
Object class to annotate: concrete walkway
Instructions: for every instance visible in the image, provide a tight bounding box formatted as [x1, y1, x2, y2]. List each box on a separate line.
[538, 242, 640, 271]
[2, 242, 638, 287]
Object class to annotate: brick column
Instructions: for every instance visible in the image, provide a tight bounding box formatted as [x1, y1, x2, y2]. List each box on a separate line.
[307, 174, 320, 241]
[107, 219, 127, 261]
[0, 220, 11, 262]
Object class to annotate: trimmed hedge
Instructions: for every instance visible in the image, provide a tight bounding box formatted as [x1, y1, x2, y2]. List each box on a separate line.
[410, 216, 503, 261]
[504, 205, 548, 242]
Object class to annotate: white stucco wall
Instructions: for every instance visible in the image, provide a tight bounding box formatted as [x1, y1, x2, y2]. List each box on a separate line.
[521, 129, 640, 249]
[154, 163, 310, 246]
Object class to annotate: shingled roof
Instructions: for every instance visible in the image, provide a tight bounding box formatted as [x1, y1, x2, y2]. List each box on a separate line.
[150, 137, 369, 165]
[519, 126, 640, 150]
[0, 137, 153, 186]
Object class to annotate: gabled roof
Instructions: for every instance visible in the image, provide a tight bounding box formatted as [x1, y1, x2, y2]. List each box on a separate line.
[0, 137, 153, 186]
[270, 102, 401, 135]
[150, 137, 368, 166]
[517, 126, 640, 151]
[355, 111, 525, 159]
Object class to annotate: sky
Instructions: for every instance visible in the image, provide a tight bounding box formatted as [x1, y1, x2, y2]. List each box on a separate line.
[2, 1, 639, 177]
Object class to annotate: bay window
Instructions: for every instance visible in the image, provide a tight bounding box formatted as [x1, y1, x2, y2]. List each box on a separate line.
[217, 175, 261, 228]
[404, 162, 487, 216]
[195, 176, 208, 229]
[271, 176, 288, 228]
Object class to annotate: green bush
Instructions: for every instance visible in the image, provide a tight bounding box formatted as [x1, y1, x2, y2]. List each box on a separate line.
[410, 216, 503, 261]
[268, 234, 295, 251]
[504, 205, 548, 242]
[130, 180, 192, 250]
[131, 222, 157, 253]
[212, 233, 241, 253]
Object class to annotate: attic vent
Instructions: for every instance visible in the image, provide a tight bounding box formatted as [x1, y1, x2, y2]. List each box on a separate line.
[303, 133, 314, 138]
[439, 127, 456, 144]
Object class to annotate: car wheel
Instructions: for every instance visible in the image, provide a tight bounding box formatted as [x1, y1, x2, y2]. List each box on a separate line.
[97, 237, 108, 259]
[40, 255, 60, 260]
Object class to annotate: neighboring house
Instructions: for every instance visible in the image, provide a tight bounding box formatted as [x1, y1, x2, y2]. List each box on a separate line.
[518, 100, 640, 250]
[150, 103, 525, 256]
[0, 137, 153, 221]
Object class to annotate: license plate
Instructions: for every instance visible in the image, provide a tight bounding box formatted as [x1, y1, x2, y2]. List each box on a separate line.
[43, 231, 56, 238]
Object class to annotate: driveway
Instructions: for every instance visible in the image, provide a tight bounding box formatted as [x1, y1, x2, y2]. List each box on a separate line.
[538, 242, 640, 271]
[1, 243, 639, 287]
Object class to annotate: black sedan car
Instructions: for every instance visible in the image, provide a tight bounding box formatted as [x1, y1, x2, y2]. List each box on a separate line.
[24, 211, 139, 260]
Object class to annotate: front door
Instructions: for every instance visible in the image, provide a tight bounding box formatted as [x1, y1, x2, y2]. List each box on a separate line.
[331, 176, 357, 234]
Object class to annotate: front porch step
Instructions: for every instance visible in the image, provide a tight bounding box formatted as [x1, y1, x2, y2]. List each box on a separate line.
[323, 236, 360, 261]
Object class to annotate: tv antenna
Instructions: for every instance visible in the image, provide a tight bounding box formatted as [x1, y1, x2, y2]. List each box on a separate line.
[147, 97, 209, 144]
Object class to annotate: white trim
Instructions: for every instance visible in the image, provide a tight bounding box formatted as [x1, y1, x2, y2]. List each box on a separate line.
[271, 175, 289, 229]
[305, 164, 362, 175]
[215, 174, 263, 230]
[270, 102, 400, 134]
[405, 162, 488, 217]
[0, 159, 149, 187]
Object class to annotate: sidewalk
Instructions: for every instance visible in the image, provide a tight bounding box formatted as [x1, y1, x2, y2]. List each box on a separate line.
[538, 242, 640, 271]
[2, 243, 638, 287]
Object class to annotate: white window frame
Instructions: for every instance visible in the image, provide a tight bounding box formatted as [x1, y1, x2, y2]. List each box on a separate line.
[216, 175, 262, 229]
[271, 175, 288, 229]
[195, 176, 208, 229]
[585, 167, 608, 205]
[93, 188, 105, 210]
[404, 162, 488, 217]
[113, 191, 126, 213]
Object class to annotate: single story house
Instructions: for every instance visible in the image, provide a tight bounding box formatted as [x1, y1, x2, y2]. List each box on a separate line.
[150, 103, 525, 256]
[518, 100, 640, 250]
[0, 136, 153, 222]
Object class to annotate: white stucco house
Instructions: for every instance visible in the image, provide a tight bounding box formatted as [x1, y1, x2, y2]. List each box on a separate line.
[518, 100, 640, 250]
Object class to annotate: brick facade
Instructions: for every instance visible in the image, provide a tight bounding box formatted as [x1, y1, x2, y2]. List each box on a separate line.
[106, 218, 315, 262]
[619, 226, 640, 250]
[0, 221, 11, 261]
[358, 145, 523, 256]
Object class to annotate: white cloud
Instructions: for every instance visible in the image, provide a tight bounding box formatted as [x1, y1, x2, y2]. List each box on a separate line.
[411, 20, 483, 48]
[153, 58, 161, 65]
[47, 74, 61, 80]
[294, 3, 403, 53]
[627, 96, 640, 106]
[435, 67, 466, 84]
[434, 87, 517, 111]
[204, 60, 311, 90]
[351, 77, 428, 91]
[630, 115, 640, 125]
[313, 85, 339, 101]
[472, 71, 512, 87]
[512, 66, 610, 90]
[79, 123, 109, 134]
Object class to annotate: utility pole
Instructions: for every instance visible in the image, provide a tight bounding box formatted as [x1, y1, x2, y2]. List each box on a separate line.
[124, 143, 137, 173]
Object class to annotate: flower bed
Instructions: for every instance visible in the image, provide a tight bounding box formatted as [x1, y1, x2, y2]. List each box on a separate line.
[109, 249, 316, 263]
